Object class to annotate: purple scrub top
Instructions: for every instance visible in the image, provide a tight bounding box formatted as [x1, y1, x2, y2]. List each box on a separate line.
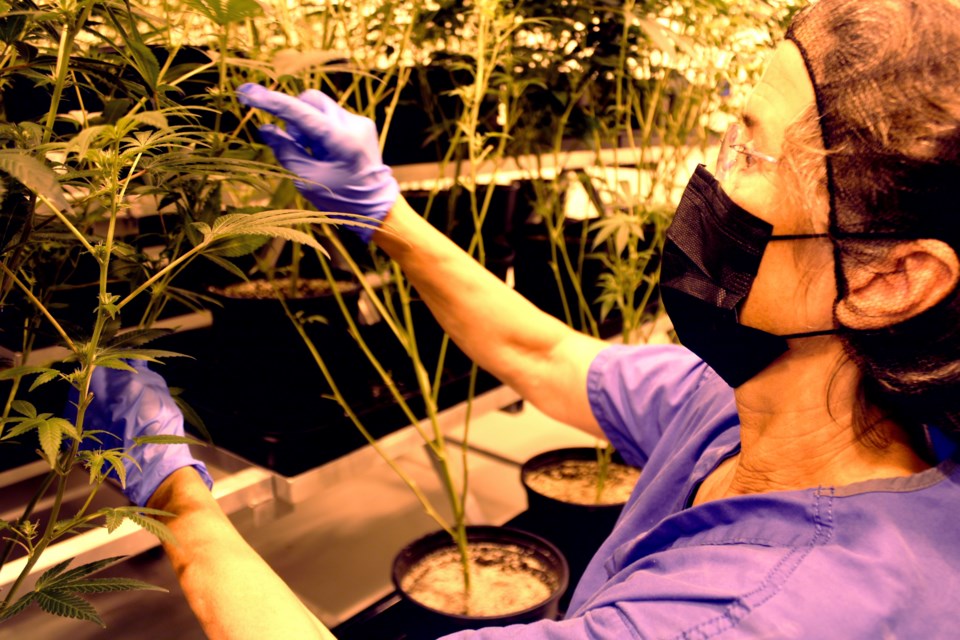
[446, 345, 960, 639]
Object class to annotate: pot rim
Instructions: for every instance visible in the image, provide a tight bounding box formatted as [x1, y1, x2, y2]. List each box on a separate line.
[520, 446, 638, 509]
[391, 525, 569, 622]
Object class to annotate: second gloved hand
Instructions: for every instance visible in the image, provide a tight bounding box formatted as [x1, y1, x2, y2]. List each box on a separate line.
[237, 83, 399, 243]
[67, 361, 214, 507]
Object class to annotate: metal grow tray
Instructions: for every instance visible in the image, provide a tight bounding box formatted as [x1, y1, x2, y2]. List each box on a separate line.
[0, 307, 523, 598]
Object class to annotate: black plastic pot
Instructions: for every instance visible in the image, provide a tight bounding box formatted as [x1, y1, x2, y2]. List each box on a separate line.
[519, 447, 638, 609]
[392, 526, 569, 638]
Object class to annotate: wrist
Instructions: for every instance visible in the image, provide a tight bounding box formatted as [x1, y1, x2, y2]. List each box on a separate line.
[145, 466, 215, 516]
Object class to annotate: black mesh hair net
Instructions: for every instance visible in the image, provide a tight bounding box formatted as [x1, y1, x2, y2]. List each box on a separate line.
[786, 0, 960, 433]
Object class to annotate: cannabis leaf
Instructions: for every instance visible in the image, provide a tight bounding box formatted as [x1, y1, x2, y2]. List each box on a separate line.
[0, 556, 167, 625]
[183, 0, 263, 26]
[0, 150, 70, 212]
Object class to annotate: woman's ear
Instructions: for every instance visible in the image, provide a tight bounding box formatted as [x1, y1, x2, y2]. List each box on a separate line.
[835, 239, 960, 330]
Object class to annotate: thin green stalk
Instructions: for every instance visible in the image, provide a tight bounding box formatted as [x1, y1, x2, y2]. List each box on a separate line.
[41, 0, 92, 145]
[0, 263, 78, 352]
[277, 264, 453, 534]
[33, 194, 98, 256]
[0, 470, 56, 570]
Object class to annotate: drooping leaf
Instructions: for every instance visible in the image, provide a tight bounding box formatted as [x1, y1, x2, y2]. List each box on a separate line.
[39, 556, 125, 589]
[171, 393, 211, 441]
[11, 399, 36, 418]
[35, 590, 103, 626]
[0, 365, 57, 381]
[38, 420, 63, 467]
[2, 415, 44, 440]
[57, 577, 167, 594]
[28, 368, 63, 391]
[66, 125, 110, 160]
[201, 253, 249, 281]
[104, 328, 175, 349]
[183, 0, 263, 26]
[202, 233, 271, 258]
[94, 349, 186, 367]
[122, 110, 168, 130]
[127, 40, 160, 89]
[103, 508, 125, 533]
[125, 513, 175, 544]
[0, 592, 36, 622]
[36, 558, 74, 587]
[0, 150, 69, 212]
[100, 450, 130, 488]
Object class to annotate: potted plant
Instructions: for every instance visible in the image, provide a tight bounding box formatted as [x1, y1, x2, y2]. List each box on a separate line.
[504, 0, 793, 600]
[257, 1, 577, 631]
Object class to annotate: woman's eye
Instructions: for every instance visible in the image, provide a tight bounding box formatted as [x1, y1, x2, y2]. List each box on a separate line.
[733, 144, 757, 168]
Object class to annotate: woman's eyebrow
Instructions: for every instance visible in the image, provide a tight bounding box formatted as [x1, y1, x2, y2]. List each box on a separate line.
[741, 110, 771, 148]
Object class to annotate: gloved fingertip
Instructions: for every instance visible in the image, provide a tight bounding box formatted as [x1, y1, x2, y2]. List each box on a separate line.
[236, 82, 268, 106]
[298, 89, 340, 114]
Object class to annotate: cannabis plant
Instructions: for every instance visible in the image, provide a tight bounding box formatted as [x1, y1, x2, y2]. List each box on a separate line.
[260, 0, 535, 598]
[0, 0, 348, 625]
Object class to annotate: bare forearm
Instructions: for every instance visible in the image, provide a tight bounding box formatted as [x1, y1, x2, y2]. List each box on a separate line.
[374, 196, 606, 435]
[148, 468, 335, 640]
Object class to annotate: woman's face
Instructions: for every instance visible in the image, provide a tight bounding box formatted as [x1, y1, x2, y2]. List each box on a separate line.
[721, 42, 835, 339]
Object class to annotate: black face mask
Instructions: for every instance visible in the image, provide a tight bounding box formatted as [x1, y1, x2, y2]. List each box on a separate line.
[660, 165, 833, 388]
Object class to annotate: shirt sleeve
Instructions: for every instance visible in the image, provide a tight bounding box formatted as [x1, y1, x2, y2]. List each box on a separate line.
[586, 343, 719, 468]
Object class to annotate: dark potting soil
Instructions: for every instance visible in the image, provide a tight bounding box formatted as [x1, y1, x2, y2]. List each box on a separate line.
[524, 460, 641, 506]
[400, 542, 557, 617]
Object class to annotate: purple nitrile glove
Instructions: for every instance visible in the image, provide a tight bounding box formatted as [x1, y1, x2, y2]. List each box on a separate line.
[66, 361, 213, 507]
[236, 83, 399, 243]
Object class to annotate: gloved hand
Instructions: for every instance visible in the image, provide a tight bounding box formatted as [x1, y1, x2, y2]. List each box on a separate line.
[66, 361, 214, 507]
[236, 83, 399, 243]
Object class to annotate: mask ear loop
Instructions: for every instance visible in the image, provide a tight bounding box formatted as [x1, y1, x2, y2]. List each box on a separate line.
[768, 233, 831, 241]
[733, 232, 835, 334]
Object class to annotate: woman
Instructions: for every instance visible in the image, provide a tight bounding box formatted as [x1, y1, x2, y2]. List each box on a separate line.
[91, 0, 960, 637]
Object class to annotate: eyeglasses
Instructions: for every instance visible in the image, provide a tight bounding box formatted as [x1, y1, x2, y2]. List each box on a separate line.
[715, 121, 778, 182]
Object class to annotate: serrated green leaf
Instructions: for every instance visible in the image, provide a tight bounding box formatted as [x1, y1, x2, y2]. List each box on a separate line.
[95, 349, 184, 365]
[2, 415, 45, 440]
[100, 450, 130, 488]
[103, 509, 125, 533]
[90, 359, 138, 373]
[171, 394, 211, 442]
[67, 125, 110, 160]
[58, 577, 168, 594]
[0, 592, 36, 622]
[202, 233, 270, 258]
[201, 252, 249, 281]
[105, 328, 174, 349]
[28, 368, 62, 391]
[38, 420, 63, 467]
[37, 559, 73, 587]
[112, 506, 175, 518]
[123, 111, 168, 130]
[35, 590, 103, 626]
[126, 513, 175, 544]
[0, 150, 69, 212]
[0, 364, 52, 388]
[83, 450, 105, 485]
[11, 399, 36, 418]
[40, 556, 126, 589]
[128, 40, 160, 89]
[184, 0, 262, 25]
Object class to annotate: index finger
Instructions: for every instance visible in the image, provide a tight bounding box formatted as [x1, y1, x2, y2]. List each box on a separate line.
[237, 84, 330, 137]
